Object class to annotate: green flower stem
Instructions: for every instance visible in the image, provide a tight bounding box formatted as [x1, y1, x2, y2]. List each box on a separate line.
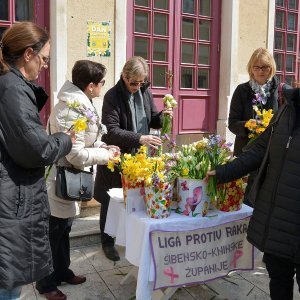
[161, 114, 172, 136]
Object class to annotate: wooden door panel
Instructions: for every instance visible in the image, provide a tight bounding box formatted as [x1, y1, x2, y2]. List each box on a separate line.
[179, 97, 208, 133]
[127, 0, 220, 135]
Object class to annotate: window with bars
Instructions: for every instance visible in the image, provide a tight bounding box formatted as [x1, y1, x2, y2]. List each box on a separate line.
[274, 0, 300, 86]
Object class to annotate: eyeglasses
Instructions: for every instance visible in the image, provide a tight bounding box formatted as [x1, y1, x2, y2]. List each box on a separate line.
[99, 80, 105, 86]
[128, 80, 146, 87]
[37, 53, 50, 65]
[252, 65, 271, 72]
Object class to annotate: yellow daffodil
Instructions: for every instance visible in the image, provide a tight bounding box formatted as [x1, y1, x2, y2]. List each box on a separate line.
[73, 118, 88, 132]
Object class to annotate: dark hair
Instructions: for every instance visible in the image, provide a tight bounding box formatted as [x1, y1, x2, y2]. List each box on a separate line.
[72, 60, 107, 91]
[0, 22, 50, 75]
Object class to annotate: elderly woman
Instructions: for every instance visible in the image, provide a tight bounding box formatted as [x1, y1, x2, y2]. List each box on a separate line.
[94, 56, 172, 261]
[36, 60, 119, 300]
[228, 48, 289, 206]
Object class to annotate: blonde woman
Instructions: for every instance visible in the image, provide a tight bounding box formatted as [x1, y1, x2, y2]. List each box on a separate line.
[228, 48, 290, 206]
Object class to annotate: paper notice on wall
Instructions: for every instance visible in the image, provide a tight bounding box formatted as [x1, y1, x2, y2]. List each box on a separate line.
[150, 216, 254, 290]
[87, 20, 111, 57]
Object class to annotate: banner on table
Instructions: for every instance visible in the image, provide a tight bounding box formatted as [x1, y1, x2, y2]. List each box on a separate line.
[150, 216, 254, 290]
[87, 20, 111, 57]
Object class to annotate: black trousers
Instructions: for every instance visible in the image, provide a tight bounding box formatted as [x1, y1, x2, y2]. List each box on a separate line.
[36, 216, 74, 293]
[264, 253, 300, 300]
[97, 187, 115, 246]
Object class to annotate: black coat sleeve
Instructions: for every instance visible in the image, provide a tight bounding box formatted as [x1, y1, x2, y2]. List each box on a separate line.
[228, 85, 250, 137]
[216, 126, 270, 183]
[101, 90, 142, 148]
[0, 84, 72, 168]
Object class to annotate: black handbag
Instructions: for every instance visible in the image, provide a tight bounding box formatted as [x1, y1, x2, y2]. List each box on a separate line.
[55, 166, 94, 201]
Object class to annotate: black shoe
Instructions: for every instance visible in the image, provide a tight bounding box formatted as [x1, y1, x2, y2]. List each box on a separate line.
[102, 245, 120, 261]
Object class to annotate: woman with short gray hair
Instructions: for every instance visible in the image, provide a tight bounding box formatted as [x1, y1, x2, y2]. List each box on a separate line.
[94, 56, 172, 261]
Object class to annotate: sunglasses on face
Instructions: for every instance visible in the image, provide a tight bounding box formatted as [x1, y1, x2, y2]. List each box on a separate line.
[128, 80, 146, 87]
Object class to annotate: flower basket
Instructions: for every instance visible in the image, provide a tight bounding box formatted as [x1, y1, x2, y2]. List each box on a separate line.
[144, 181, 172, 219]
[122, 176, 145, 214]
[212, 178, 246, 212]
[177, 178, 210, 217]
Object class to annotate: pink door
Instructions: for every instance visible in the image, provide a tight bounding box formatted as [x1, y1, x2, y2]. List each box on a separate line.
[127, 0, 221, 135]
[0, 0, 50, 126]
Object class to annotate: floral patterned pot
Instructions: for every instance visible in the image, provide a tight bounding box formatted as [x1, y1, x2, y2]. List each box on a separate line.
[122, 176, 145, 214]
[144, 181, 172, 219]
[177, 178, 209, 217]
[212, 178, 246, 212]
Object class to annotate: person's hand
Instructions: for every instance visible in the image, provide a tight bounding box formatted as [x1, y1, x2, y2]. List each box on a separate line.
[204, 170, 216, 182]
[162, 108, 173, 117]
[101, 145, 121, 157]
[140, 135, 162, 149]
[65, 129, 76, 144]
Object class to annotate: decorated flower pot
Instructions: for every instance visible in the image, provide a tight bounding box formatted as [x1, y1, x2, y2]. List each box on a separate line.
[177, 178, 209, 217]
[144, 181, 172, 219]
[213, 178, 246, 212]
[122, 176, 145, 214]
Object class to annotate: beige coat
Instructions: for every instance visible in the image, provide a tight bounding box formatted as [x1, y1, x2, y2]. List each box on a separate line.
[47, 80, 113, 218]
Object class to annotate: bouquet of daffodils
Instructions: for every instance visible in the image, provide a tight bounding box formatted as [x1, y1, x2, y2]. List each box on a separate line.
[107, 145, 149, 187]
[245, 93, 273, 141]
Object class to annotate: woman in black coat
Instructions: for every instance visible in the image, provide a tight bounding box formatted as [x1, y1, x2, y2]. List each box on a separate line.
[94, 56, 171, 261]
[0, 23, 72, 299]
[229, 48, 286, 206]
[208, 88, 300, 300]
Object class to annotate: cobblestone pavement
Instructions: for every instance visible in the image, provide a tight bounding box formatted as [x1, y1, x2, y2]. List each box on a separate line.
[20, 245, 296, 300]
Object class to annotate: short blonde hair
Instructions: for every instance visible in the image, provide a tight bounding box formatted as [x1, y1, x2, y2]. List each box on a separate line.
[122, 56, 149, 80]
[247, 48, 276, 80]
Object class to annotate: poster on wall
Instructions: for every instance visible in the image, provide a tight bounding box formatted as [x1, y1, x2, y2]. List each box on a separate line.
[87, 20, 111, 57]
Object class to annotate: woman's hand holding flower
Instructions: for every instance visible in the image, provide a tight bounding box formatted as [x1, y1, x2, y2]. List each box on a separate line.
[140, 135, 162, 149]
[162, 108, 173, 117]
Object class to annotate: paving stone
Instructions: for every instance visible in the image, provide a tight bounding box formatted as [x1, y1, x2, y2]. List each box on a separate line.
[99, 267, 137, 300]
[69, 248, 97, 276]
[205, 273, 270, 300]
[170, 287, 196, 300]
[81, 245, 131, 272]
[184, 283, 220, 300]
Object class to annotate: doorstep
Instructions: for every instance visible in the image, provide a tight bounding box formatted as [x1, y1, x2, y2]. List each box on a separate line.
[70, 213, 100, 248]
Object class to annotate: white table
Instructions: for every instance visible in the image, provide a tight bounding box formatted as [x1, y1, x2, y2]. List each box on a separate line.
[105, 191, 253, 300]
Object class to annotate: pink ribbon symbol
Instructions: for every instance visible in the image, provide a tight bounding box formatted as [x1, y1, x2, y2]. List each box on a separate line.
[230, 249, 243, 268]
[163, 266, 179, 284]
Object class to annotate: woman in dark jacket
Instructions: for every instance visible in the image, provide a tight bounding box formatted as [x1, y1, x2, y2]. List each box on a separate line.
[208, 88, 300, 300]
[94, 56, 171, 261]
[0, 23, 72, 299]
[229, 48, 286, 206]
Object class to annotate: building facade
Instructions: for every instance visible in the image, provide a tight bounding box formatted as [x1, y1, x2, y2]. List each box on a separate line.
[0, 0, 299, 145]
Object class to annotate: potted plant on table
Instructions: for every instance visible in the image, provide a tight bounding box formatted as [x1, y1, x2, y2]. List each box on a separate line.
[167, 138, 211, 217]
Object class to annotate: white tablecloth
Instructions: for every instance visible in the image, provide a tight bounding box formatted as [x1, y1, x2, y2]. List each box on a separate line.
[105, 190, 253, 300]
